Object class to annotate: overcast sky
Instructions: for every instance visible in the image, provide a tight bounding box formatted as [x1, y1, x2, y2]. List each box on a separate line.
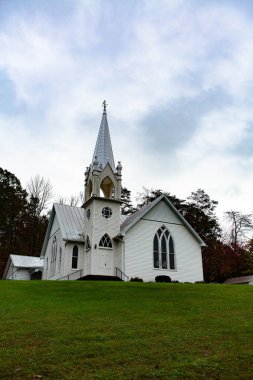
[1, 0, 253, 218]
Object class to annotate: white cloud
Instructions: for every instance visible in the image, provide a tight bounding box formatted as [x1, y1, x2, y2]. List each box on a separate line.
[0, 0, 253, 219]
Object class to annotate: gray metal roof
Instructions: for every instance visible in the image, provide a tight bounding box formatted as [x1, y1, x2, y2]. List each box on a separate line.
[224, 275, 253, 284]
[10, 255, 44, 268]
[120, 214, 128, 224]
[41, 204, 85, 257]
[120, 194, 206, 246]
[54, 204, 85, 241]
[92, 111, 115, 171]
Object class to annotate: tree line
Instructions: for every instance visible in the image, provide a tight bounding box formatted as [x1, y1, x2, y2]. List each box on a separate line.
[1, 167, 253, 282]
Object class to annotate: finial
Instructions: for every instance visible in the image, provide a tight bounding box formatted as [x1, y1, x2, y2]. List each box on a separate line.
[84, 166, 89, 178]
[102, 100, 107, 113]
[116, 161, 122, 175]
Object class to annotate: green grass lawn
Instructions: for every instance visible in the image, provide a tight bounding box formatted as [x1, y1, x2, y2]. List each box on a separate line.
[0, 282, 252, 380]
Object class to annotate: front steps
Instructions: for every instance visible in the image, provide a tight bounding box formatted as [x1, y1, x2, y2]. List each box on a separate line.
[78, 274, 122, 281]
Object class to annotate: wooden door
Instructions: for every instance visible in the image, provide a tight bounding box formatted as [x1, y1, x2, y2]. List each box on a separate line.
[98, 249, 113, 276]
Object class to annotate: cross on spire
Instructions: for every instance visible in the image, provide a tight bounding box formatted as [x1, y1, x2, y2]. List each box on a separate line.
[102, 100, 107, 113]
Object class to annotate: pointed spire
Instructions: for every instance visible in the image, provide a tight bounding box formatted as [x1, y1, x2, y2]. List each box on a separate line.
[92, 101, 115, 171]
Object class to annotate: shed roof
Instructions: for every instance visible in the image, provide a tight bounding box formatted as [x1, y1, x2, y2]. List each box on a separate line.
[10, 254, 44, 268]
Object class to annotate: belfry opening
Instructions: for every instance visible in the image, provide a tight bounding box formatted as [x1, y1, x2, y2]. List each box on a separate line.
[100, 176, 115, 199]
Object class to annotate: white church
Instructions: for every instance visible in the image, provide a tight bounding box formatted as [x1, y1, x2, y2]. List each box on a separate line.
[38, 103, 205, 282]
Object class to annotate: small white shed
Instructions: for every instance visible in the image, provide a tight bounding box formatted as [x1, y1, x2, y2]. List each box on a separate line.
[3, 255, 44, 280]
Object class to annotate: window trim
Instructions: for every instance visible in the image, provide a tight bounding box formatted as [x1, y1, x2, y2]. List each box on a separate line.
[58, 247, 62, 273]
[102, 207, 112, 219]
[50, 236, 57, 277]
[72, 245, 78, 269]
[153, 226, 176, 271]
[99, 233, 113, 249]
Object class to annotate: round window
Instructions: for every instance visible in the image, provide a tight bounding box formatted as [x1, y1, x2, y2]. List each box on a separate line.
[87, 209, 91, 220]
[102, 207, 112, 218]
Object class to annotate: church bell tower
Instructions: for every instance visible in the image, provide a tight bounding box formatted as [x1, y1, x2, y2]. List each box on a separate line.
[83, 101, 122, 276]
[84, 101, 122, 202]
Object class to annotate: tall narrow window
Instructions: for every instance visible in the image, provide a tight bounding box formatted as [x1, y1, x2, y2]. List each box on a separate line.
[85, 235, 91, 251]
[51, 236, 57, 276]
[72, 245, 78, 269]
[58, 247, 62, 273]
[169, 236, 175, 270]
[153, 227, 175, 270]
[153, 235, 159, 268]
[99, 233, 112, 248]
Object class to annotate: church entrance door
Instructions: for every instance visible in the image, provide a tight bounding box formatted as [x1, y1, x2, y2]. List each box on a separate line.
[98, 249, 113, 276]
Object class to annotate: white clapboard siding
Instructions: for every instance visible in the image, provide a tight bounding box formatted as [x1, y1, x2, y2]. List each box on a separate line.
[14, 269, 31, 280]
[43, 216, 63, 280]
[124, 199, 203, 282]
[63, 242, 84, 279]
[84, 198, 121, 275]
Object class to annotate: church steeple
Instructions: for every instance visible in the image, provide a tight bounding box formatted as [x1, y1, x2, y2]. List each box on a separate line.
[84, 102, 122, 202]
[92, 101, 115, 171]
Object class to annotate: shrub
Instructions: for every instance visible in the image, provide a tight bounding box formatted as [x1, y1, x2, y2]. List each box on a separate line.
[130, 277, 143, 282]
[155, 275, 171, 283]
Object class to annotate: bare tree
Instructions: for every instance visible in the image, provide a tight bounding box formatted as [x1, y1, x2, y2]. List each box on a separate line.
[57, 192, 84, 207]
[224, 210, 253, 246]
[27, 175, 53, 216]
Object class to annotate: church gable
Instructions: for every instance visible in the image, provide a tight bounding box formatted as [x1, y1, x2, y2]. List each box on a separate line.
[122, 196, 204, 282]
[121, 195, 205, 247]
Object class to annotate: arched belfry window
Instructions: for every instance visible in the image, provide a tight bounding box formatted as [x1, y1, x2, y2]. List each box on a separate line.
[99, 233, 112, 248]
[88, 180, 93, 198]
[72, 245, 78, 269]
[100, 176, 115, 199]
[153, 226, 175, 270]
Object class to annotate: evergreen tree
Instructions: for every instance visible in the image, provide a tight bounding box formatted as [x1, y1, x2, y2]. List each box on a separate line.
[0, 168, 28, 275]
[121, 187, 136, 215]
[0, 168, 48, 277]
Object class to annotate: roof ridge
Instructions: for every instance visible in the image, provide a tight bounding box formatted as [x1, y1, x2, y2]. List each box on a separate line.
[54, 203, 82, 208]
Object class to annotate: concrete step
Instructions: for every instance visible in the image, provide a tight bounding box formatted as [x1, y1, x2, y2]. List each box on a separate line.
[78, 274, 122, 281]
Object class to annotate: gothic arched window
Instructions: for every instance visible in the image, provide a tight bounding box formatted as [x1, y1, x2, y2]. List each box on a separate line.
[99, 233, 112, 248]
[153, 226, 175, 270]
[72, 245, 78, 269]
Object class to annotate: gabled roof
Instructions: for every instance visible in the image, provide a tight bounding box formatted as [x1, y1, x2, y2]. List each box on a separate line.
[41, 204, 85, 257]
[2, 254, 44, 279]
[92, 111, 115, 171]
[224, 275, 253, 284]
[120, 194, 206, 246]
[54, 204, 84, 241]
[11, 254, 44, 268]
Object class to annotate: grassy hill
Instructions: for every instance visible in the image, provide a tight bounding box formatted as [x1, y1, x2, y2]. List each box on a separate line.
[0, 281, 252, 380]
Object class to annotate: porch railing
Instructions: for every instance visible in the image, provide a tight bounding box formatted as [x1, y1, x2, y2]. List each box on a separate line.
[57, 269, 83, 281]
[115, 267, 129, 281]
